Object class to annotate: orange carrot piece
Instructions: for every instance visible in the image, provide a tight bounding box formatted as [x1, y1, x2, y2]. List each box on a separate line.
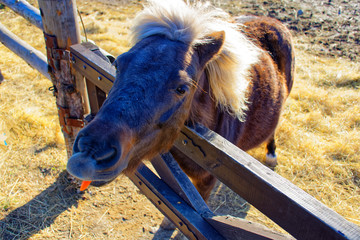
[80, 181, 92, 191]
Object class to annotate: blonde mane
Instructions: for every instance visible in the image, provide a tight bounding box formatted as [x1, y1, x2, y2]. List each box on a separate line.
[130, 0, 260, 120]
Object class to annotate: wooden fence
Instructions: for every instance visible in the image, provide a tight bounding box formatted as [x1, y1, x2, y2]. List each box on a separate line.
[1, 1, 360, 239]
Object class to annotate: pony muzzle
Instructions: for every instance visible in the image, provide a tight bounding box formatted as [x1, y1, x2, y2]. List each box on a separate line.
[66, 128, 134, 181]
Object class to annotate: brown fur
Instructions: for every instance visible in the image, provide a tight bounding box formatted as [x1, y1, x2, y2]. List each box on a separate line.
[173, 16, 295, 201]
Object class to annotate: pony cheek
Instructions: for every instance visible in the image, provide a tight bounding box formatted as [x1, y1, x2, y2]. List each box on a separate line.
[157, 124, 184, 152]
[149, 90, 190, 128]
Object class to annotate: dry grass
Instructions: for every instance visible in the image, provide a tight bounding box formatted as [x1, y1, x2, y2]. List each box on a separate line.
[0, 0, 359, 239]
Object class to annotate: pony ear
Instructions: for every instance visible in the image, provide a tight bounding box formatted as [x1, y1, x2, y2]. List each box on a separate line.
[194, 31, 225, 68]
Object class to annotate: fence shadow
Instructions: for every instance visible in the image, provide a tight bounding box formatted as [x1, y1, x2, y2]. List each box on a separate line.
[0, 171, 82, 240]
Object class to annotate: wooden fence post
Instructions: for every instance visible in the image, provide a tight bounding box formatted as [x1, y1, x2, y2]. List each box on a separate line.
[37, 0, 84, 158]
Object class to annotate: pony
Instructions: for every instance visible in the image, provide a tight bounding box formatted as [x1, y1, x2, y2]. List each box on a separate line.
[67, 0, 294, 202]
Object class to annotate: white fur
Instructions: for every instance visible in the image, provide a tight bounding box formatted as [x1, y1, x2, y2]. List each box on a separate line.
[130, 0, 261, 120]
[265, 153, 278, 168]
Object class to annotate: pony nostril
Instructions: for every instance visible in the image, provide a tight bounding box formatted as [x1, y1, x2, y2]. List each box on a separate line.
[94, 147, 117, 161]
[73, 134, 83, 153]
[76, 135, 88, 153]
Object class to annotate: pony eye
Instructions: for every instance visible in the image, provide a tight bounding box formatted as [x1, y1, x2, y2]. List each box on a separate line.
[175, 85, 188, 95]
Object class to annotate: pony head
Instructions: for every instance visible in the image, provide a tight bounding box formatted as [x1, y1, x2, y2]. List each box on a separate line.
[67, 0, 259, 181]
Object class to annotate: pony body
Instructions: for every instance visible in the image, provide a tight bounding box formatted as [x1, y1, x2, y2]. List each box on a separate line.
[67, 0, 294, 202]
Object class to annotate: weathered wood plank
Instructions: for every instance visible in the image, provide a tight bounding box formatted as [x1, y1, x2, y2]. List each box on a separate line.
[85, 79, 106, 115]
[151, 154, 294, 240]
[0, 0, 43, 30]
[174, 125, 360, 240]
[127, 163, 225, 240]
[151, 153, 213, 216]
[0, 22, 49, 79]
[70, 42, 114, 94]
[74, 72, 90, 116]
[206, 215, 294, 240]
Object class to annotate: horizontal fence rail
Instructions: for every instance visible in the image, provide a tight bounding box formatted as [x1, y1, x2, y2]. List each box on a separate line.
[0, 0, 43, 30]
[0, 22, 49, 79]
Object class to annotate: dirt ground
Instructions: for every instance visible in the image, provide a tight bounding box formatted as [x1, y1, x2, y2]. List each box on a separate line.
[0, 0, 359, 239]
[90, 0, 360, 61]
[229, 0, 360, 61]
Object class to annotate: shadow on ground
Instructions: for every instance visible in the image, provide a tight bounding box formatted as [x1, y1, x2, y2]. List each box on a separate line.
[0, 171, 81, 240]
